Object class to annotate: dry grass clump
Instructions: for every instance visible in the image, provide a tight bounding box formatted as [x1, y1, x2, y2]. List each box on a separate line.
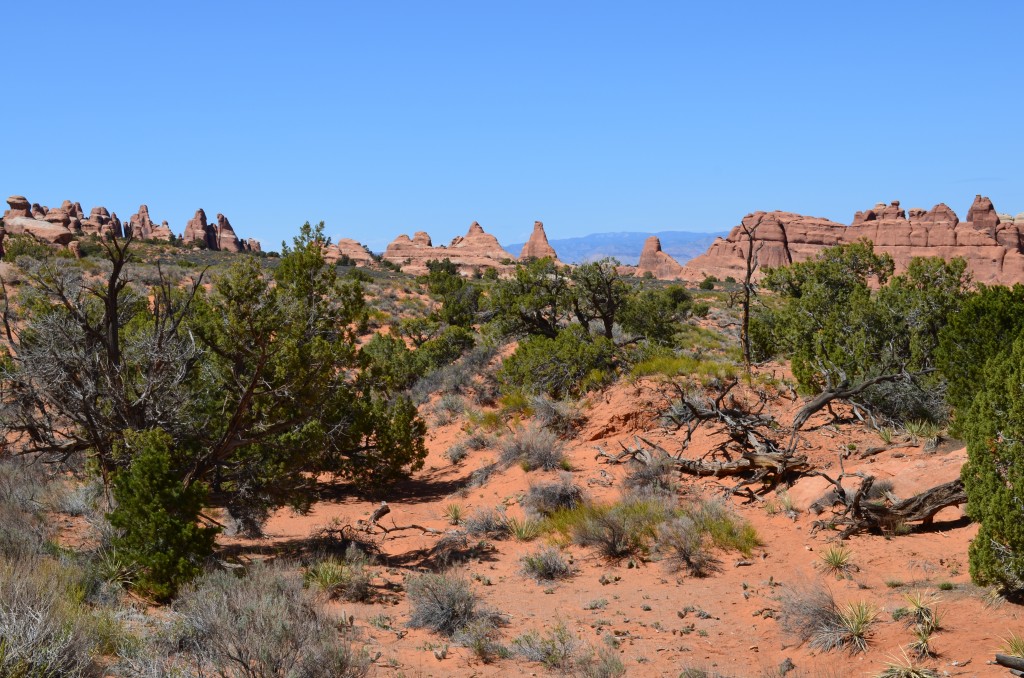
[657, 516, 720, 576]
[530, 395, 586, 437]
[512, 621, 580, 670]
[624, 455, 678, 497]
[567, 498, 672, 560]
[0, 558, 98, 678]
[173, 562, 370, 677]
[465, 508, 508, 539]
[778, 584, 877, 654]
[303, 544, 374, 602]
[499, 424, 566, 471]
[521, 546, 574, 581]
[406, 573, 478, 636]
[524, 473, 586, 518]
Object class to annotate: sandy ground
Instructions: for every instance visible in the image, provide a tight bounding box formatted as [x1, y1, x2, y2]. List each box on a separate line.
[218, 372, 1021, 677]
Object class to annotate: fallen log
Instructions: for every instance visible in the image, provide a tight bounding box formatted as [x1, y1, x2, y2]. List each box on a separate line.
[996, 653, 1024, 670]
[810, 473, 966, 538]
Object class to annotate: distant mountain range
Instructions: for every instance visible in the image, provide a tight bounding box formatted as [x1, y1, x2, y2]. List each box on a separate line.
[504, 230, 727, 265]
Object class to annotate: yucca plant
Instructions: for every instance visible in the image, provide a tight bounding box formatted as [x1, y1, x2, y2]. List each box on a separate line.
[818, 545, 854, 578]
[875, 649, 939, 678]
[443, 503, 464, 525]
[902, 591, 941, 630]
[908, 622, 936, 660]
[504, 515, 542, 542]
[837, 601, 878, 654]
[1002, 631, 1024, 657]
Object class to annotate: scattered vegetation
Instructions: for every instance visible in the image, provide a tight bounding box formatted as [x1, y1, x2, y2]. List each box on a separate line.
[522, 546, 574, 581]
[779, 585, 877, 654]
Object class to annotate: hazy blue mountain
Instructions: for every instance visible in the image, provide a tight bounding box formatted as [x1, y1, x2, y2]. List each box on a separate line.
[504, 230, 727, 265]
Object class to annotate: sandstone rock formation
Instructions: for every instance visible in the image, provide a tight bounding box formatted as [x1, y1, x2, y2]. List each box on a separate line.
[383, 222, 515, 276]
[635, 236, 687, 279]
[183, 209, 216, 249]
[214, 214, 244, 252]
[682, 196, 1024, 286]
[81, 207, 121, 238]
[3, 196, 74, 245]
[519, 221, 559, 261]
[129, 205, 167, 241]
[324, 238, 374, 267]
[246, 238, 262, 253]
[3, 196, 32, 219]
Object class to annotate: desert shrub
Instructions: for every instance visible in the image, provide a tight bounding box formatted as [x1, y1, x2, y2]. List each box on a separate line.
[445, 442, 469, 464]
[499, 425, 565, 471]
[497, 325, 616, 398]
[619, 285, 694, 344]
[0, 458, 51, 559]
[428, 531, 478, 567]
[361, 333, 423, 393]
[433, 393, 465, 425]
[531, 394, 586, 437]
[570, 498, 672, 559]
[656, 516, 719, 576]
[418, 326, 476, 371]
[406, 573, 479, 637]
[107, 429, 219, 602]
[525, 473, 585, 518]
[465, 508, 507, 539]
[577, 645, 626, 678]
[464, 430, 492, 450]
[688, 499, 760, 555]
[304, 544, 374, 602]
[624, 455, 678, 497]
[453, 617, 508, 663]
[512, 622, 580, 670]
[469, 462, 499, 487]
[4, 234, 55, 262]
[778, 585, 877, 654]
[174, 562, 370, 677]
[699, 276, 717, 290]
[521, 546, 573, 581]
[0, 558, 98, 677]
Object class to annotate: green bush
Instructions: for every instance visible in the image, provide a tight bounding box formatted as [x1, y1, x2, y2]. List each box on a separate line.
[418, 326, 476, 372]
[2, 234, 54, 262]
[498, 325, 615, 398]
[960, 334, 1024, 589]
[107, 429, 219, 602]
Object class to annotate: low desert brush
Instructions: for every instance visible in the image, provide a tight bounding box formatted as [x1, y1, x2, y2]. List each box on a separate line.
[521, 546, 573, 581]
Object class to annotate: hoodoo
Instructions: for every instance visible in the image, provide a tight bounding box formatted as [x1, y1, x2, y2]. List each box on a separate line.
[635, 235, 686, 279]
[519, 221, 559, 261]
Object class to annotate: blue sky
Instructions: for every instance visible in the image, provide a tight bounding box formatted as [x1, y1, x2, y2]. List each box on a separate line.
[4, 1, 1022, 251]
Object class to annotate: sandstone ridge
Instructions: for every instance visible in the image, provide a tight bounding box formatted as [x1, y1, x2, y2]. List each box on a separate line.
[682, 195, 1024, 285]
[383, 222, 515, 276]
[4, 196, 261, 253]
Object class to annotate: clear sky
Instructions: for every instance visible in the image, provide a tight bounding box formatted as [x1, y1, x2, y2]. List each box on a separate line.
[4, 1, 1022, 252]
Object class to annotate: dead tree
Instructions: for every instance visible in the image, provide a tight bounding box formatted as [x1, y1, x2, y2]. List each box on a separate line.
[597, 379, 809, 494]
[808, 465, 966, 539]
[738, 215, 766, 374]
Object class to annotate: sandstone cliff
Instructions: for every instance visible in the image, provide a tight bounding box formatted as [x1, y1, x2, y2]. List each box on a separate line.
[682, 196, 1024, 286]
